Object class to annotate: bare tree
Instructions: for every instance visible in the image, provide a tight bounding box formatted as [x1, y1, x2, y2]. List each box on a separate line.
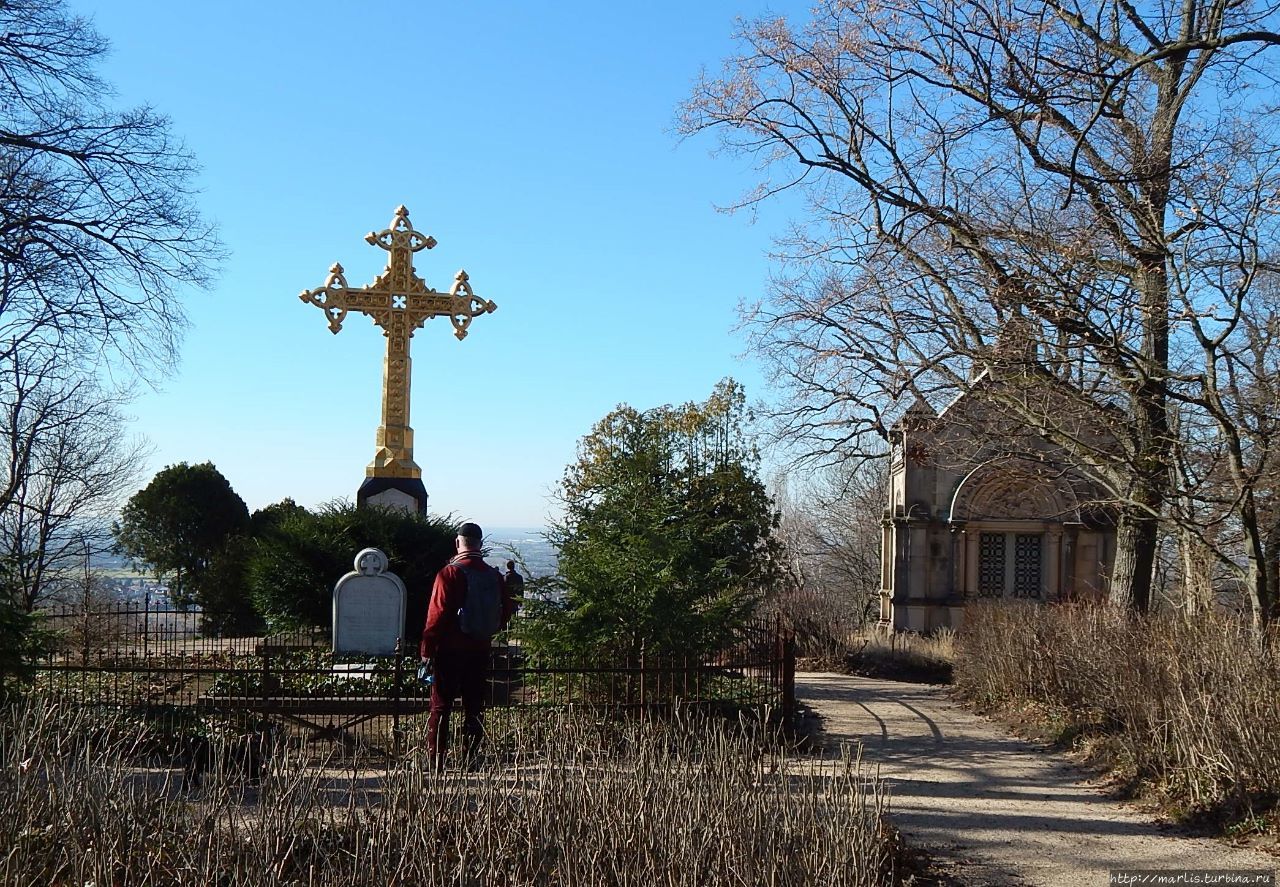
[0, 0, 221, 381]
[51, 557, 127, 668]
[1162, 272, 1280, 622]
[681, 0, 1280, 615]
[0, 1, 220, 622]
[770, 460, 886, 654]
[811, 460, 888, 605]
[0, 370, 147, 612]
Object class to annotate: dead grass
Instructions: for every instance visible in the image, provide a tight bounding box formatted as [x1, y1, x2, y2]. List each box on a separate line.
[953, 601, 1280, 829]
[772, 587, 955, 683]
[846, 629, 956, 684]
[794, 628, 956, 684]
[0, 697, 901, 885]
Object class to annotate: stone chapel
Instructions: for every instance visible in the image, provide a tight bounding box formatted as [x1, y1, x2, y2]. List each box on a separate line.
[878, 378, 1118, 632]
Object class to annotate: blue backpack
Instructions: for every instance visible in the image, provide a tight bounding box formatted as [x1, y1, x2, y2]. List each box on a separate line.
[456, 561, 503, 640]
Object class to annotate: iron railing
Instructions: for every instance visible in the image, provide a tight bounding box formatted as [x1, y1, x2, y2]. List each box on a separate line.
[18, 604, 796, 744]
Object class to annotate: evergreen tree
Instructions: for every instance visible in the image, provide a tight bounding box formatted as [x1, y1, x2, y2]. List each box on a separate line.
[0, 590, 44, 699]
[246, 501, 456, 642]
[113, 462, 250, 610]
[527, 379, 780, 663]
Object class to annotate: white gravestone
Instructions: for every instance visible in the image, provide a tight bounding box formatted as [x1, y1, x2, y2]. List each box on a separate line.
[332, 547, 407, 656]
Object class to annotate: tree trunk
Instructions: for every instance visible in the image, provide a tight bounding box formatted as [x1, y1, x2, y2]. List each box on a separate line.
[1178, 526, 1208, 617]
[1109, 511, 1158, 614]
[1267, 519, 1280, 628]
[1249, 511, 1280, 630]
[1112, 246, 1170, 617]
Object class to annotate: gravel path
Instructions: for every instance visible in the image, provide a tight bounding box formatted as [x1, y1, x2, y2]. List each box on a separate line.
[796, 671, 1278, 887]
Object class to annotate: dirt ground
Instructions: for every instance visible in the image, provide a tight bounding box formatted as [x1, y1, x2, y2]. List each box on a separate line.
[796, 671, 1279, 887]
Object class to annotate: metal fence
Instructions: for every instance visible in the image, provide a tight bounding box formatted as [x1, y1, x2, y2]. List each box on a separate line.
[19, 604, 796, 746]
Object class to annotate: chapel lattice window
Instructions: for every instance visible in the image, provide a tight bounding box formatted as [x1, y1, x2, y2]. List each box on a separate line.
[1013, 533, 1043, 598]
[978, 533, 1005, 597]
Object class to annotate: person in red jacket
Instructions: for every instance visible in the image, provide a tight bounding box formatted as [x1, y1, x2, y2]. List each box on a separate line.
[419, 522, 513, 770]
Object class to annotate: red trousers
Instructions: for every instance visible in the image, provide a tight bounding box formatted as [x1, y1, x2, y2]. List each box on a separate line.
[427, 648, 489, 763]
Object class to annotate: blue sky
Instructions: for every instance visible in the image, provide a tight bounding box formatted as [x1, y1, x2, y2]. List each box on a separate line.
[81, 1, 806, 528]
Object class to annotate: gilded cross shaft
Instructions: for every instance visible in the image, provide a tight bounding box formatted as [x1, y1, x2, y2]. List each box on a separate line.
[299, 205, 497, 481]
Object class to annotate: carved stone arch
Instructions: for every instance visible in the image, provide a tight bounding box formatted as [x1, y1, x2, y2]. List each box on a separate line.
[949, 459, 1082, 522]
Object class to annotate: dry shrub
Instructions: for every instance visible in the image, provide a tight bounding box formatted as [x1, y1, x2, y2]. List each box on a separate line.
[772, 579, 955, 681]
[848, 628, 956, 684]
[0, 698, 897, 885]
[773, 587, 868, 663]
[955, 601, 1280, 821]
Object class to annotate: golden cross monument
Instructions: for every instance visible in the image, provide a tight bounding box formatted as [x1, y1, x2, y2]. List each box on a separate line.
[299, 205, 497, 513]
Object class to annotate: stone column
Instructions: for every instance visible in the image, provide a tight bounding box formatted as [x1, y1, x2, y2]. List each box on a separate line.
[908, 522, 929, 600]
[1061, 522, 1081, 601]
[879, 518, 894, 623]
[1045, 526, 1062, 599]
[965, 528, 981, 598]
[950, 522, 967, 601]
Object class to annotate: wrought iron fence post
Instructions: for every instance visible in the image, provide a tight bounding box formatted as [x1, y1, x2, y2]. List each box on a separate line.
[392, 637, 403, 757]
[780, 626, 796, 727]
[682, 653, 688, 705]
[771, 613, 782, 697]
[261, 650, 270, 716]
[639, 642, 646, 711]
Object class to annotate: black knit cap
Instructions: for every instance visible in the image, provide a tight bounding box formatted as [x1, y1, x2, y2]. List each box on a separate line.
[457, 522, 483, 541]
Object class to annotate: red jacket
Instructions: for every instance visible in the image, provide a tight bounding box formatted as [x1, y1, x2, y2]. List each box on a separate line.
[419, 553, 514, 658]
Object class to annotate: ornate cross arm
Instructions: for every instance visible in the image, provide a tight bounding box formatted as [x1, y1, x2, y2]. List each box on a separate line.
[298, 205, 497, 339]
[366, 204, 436, 253]
[299, 263, 352, 334]
[445, 271, 496, 340]
[302, 269, 497, 339]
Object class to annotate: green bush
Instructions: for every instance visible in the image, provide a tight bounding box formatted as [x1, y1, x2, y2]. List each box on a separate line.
[114, 462, 250, 609]
[525, 380, 781, 668]
[246, 502, 456, 641]
[205, 650, 425, 699]
[0, 598, 49, 700]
